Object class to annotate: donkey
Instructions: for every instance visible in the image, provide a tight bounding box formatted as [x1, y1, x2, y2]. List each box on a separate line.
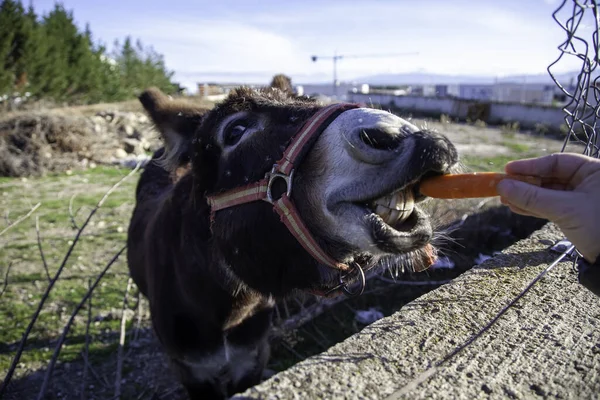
[127, 86, 458, 399]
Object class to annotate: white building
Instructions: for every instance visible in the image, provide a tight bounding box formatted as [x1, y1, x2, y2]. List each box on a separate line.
[299, 82, 369, 100]
[459, 84, 494, 101]
[492, 83, 555, 105]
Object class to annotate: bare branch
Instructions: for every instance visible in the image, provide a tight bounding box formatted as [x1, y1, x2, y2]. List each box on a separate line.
[272, 268, 417, 339]
[80, 352, 110, 388]
[311, 324, 332, 345]
[279, 341, 306, 361]
[293, 297, 307, 313]
[127, 291, 139, 348]
[35, 216, 51, 282]
[271, 296, 348, 340]
[135, 387, 150, 400]
[133, 291, 143, 344]
[157, 387, 180, 399]
[299, 326, 328, 351]
[115, 277, 133, 399]
[0, 202, 41, 237]
[69, 194, 80, 230]
[36, 246, 127, 400]
[0, 163, 140, 398]
[81, 279, 93, 400]
[0, 261, 14, 298]
[274, 303, 282, 324]
[282, 298, 291, 319]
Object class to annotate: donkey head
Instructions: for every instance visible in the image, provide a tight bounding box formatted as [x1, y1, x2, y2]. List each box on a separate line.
[141, 87, 458, 297]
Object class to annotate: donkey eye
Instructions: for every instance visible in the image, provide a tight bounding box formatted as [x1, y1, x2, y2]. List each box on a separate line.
[224, 122, 249, 146]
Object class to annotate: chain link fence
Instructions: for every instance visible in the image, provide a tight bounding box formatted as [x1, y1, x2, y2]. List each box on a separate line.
[549, 0, 600, 157]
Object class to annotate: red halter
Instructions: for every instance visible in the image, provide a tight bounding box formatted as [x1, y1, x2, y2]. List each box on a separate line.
[207, 102, 363, 294]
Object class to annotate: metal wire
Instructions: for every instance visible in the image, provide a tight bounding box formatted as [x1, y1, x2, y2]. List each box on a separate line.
[548, 0, 600, 157]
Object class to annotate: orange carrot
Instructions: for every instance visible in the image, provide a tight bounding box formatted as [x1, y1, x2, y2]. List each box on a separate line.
[419, 172, 542, 199]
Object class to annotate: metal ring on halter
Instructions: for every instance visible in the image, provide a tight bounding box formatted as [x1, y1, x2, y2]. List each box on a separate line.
[265, 165, 294, 204]
[322, 262, 366, 297]
[341, 263, 366, 297]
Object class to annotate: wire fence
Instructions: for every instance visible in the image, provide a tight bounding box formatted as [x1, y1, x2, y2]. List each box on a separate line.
[549, 0, 600, 158]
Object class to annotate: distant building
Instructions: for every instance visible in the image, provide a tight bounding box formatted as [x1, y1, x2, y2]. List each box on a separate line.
[411, 86, 424, 96]
[423, 85, 437, 97]
[197, 83, 225, 97]
[434, 84, 460, 98]
[492, 83, 555, 105]
[197, 82, 263, 98]
[300, 82, 369, 99]
[458, 84, 494, 101]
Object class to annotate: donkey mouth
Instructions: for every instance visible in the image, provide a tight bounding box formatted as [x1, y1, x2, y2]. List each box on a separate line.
[355, 184, 433, 253]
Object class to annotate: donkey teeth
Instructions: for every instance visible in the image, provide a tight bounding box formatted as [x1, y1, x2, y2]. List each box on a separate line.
[388, 192, 399, 209]
[375, 204, 391, 221]
[372, 190, 415, 225]
[388, 209, 401, 224]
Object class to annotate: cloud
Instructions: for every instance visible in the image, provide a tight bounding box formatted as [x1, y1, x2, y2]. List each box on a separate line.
[105, 17, 326, 89]
[39, 0, 591, 90]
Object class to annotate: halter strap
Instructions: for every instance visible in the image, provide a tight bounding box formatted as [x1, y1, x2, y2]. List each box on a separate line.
[207, 102, 360, 274]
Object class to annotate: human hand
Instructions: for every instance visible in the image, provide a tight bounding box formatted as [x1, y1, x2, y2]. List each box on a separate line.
[496, 152, 600, 263]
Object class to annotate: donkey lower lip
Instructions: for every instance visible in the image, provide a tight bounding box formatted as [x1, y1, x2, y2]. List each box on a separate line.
[367, 207, 433, 253]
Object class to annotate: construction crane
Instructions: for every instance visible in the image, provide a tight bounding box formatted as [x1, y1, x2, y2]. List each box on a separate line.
[310, 51, 419, 96]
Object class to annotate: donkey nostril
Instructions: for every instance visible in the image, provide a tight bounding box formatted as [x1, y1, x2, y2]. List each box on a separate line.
[360, 130, 377, 148]
[359, 128, 401, 151]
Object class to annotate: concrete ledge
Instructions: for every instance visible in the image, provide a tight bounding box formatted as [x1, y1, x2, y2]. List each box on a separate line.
[234, 223, 600, 399]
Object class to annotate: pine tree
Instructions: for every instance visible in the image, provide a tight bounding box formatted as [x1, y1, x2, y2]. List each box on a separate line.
[0, 1, 180, 103]
[68, 24, 100, 102]
[0, 0, 25, 94]
[36, 4, 72, 98]
[20, 4, 42, 95]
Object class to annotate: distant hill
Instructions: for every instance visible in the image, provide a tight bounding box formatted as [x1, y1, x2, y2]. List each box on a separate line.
[351, 71, 585, 86]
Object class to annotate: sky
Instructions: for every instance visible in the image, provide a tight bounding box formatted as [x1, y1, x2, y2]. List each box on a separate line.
[30, 0, 595, 92]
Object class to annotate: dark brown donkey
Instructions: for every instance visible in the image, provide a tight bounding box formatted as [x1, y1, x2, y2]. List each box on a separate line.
[127, 87, 458, 399]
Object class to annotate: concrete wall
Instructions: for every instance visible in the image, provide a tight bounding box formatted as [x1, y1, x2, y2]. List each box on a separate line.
[356, 94, 457, 116]
[493, 83, 555, 104]
[348, 93, 571, 131]
[235, 223, 600, 399]
[489, 101, 566, 127]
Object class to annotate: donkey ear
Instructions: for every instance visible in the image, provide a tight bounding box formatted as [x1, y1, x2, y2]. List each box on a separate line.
[139, 87, 208, 172]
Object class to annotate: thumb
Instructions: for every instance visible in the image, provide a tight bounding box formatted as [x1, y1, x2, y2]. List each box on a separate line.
[497, 179, 572, 222]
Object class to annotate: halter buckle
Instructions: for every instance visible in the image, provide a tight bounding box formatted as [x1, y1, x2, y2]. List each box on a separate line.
[265, 165, 294, 204]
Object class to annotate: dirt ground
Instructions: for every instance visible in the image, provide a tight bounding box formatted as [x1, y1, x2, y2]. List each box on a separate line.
[0, 100, 574, 400]
[0, 96, 216, 178]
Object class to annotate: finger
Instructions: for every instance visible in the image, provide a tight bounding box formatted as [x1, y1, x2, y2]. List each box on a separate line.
[506, 204, 545, 219]
[504, 153, 595, 186]
[541, 182, 571, 191]
[501, 197, 544, 217]
[496, 179, 574, 221]
[500, 197, 543, 218]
